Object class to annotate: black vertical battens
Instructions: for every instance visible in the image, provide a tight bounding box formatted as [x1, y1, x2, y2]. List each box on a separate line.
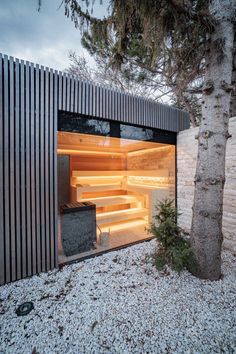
[74, 78, 78, 113]
[58, 71, 62, 111]
[0, 54, 4, 284]
[92, 85, 96, 117]
[44, 67, 50, 270]
[78, 80, 82, 114]
[49, 69, 54, 269]
[30, 62, 36, 275]
[4, 55, 10, 283]
[40, 65, 46, 272]
[0, 53, 189, 285]
[20, 60, 27, 279]
[25, 61, 32, 276]
[15, 59, 21, 280]
[35, 63, 41, 273]
[70, 76, 75, 112]
[9, 57, 16, 281]
[62, 73, 66, 111]
[53, 71, 58, 268]
[66, 74, 70, 112]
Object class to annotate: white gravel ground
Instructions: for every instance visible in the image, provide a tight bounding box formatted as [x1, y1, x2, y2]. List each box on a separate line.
[0, 239, 236, 354]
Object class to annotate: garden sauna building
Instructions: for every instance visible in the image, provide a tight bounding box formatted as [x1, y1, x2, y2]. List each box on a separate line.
[0, 54, 189, 285]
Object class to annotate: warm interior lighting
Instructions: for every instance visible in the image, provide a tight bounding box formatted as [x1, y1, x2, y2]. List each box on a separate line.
[85, 183, 121, 187]
[80, 195, 138, 202]
[57, 149, 123, 156]
[73, 175, 124, 179]
[127, 176, 169, 187]
[127, 145, 172, 156]
[58, 130, 175, 247]
[97, 207, 146, 218]
[72, 170, 126, 176]
[100, 218, 148, 233]
[127, 183, 169, 189]
[57, 131, 166, 153]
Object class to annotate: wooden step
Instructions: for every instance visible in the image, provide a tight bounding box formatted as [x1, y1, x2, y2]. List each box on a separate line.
[75, 183, 122, 192]
[72, 170, 126, 177]
[72, 176, 125, 186]
[79, 195, 143, 207]
[97, 207, 148, 225]
[100, 218, 148, 233]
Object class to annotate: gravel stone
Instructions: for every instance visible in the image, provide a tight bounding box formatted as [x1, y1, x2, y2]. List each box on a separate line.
[0, 240, 235, 354]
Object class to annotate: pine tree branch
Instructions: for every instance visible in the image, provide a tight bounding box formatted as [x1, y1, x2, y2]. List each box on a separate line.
[167, 0, 215, 32]
[63, 0, 111, 26]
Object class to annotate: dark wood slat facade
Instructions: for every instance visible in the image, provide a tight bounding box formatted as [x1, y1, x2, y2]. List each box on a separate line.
[0, 53, 189, 285]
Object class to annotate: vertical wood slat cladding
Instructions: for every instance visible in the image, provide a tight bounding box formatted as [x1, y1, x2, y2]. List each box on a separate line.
[9, 57, 16, 281]
[35, 64, 41, 274]
[30, 62, 36, 276]
[40, 65, 46, 273]
[53, 71, 58, 269]
[0, 53, 189, 285]
[3, 55, 10, 284]
[15, 59, 21, 280]
[44, 67, 50, 271]
[25, 61, 32, 276]
[0, 55, 4, 285]
[0, 55, 58, 284]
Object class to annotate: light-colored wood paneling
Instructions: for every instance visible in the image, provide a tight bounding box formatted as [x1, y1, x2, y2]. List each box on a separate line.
[57, 131, 166, 154]
[71, 155, 126, 171]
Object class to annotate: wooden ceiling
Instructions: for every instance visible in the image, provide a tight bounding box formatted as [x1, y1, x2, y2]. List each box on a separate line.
[57, 132, 167, 154]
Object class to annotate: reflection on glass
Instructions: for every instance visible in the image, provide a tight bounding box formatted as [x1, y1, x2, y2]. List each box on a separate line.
[120, 124, 153, 141]
[58, 112, 109, 136]
[58, 111, 176, 144]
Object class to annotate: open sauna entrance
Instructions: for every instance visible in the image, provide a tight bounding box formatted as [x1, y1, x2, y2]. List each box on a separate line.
[57, 113, 176, 264]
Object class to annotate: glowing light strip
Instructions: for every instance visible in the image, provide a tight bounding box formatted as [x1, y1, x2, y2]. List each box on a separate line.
[74, 175, 124, 179]
[100, 219, 147, 232]
[127, 145, 173, 156]
[57, 149, 123, 156]
[128, 176, 167, 180]
[80, 195, 136, 201]
[127, 183, 169, 189]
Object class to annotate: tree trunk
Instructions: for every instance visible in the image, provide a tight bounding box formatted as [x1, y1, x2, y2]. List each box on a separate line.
[191, 0, 235, 280]
[230, 26, 236, 117]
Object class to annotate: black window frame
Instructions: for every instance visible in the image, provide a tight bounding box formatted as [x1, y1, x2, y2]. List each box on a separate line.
[58, 110, 176, 145]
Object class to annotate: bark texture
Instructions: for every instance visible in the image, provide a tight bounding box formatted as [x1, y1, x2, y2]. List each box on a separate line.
[191, 0, 235, 280]
[230, 27, 236, 116]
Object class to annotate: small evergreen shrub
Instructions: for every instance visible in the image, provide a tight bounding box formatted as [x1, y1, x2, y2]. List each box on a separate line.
[148, 199, 196, 272]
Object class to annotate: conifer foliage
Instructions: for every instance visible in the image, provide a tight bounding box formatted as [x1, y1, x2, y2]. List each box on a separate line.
[148, 199, 196, 272]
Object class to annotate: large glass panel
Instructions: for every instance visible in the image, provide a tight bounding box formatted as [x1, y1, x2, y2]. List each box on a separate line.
[58, 112, 110, 136]
[57, 131, 176, 264]
[120, 124, 154, 141]
[58, 111, 176, 144]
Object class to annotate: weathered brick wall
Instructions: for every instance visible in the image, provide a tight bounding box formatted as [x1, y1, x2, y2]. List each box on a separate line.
[177, 117, 236, 254]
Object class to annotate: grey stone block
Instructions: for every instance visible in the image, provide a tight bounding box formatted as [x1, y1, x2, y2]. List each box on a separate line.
[61, 203, 96, 256]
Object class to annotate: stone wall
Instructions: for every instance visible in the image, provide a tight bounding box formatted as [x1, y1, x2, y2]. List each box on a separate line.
[177, 117, 236, 254]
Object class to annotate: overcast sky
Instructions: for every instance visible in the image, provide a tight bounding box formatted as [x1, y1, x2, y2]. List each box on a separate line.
[0, 0, 108, 71]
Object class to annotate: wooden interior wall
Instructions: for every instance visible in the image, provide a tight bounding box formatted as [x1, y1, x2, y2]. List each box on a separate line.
[70, 154, 126, 171]
[0, 54, 58, 285]
[127, 146, 176, 197]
